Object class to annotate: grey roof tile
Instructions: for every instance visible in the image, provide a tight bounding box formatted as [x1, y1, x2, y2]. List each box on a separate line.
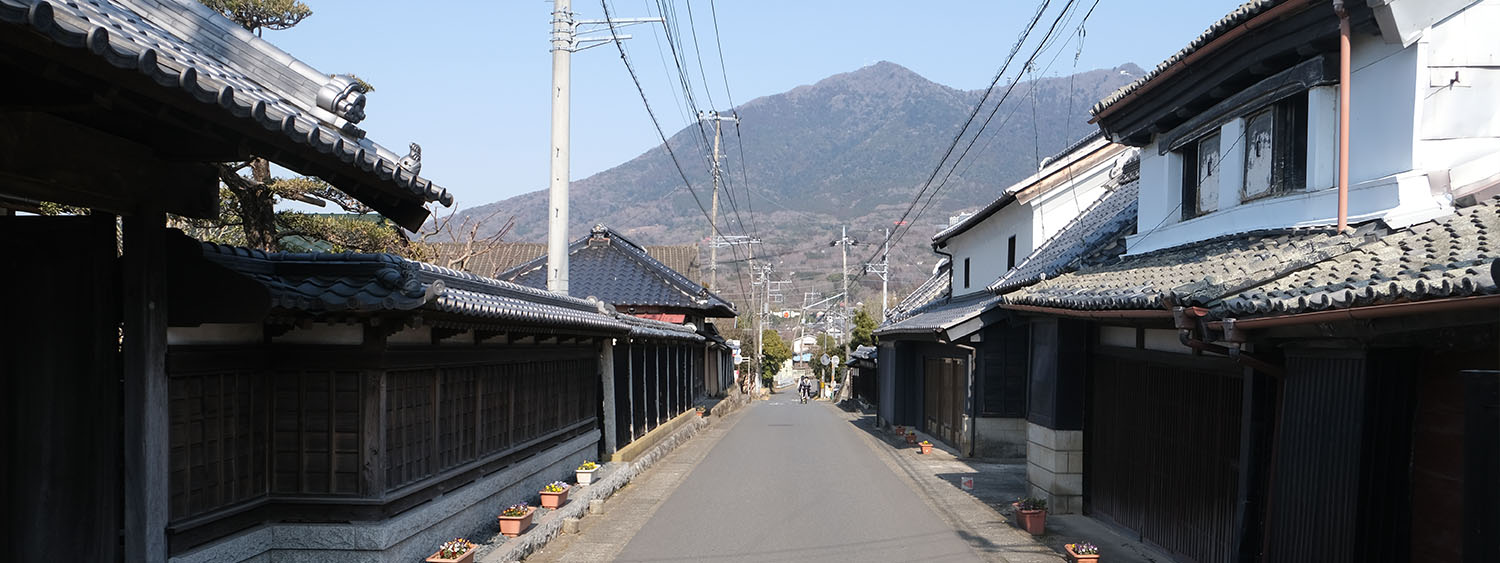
[874, 291, 1002, 336]
[500, 226, 736, 317]
[1005, 197, 1500, 319]
[0, 0, 452, 224]
[1004, 222, 1375, 312]
[199, 242, 654, 336]
[1221, 198, 1500, 316]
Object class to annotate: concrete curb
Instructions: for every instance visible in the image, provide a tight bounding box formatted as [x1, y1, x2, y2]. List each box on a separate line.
[479, 416, 712, 563]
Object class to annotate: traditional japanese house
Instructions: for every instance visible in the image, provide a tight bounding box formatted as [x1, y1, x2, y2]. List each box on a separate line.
[1001, 1, 1500, 561]
[164, 238, 648, 562]
[875, 134, 1135, 457]
[0, 0, 661, 561]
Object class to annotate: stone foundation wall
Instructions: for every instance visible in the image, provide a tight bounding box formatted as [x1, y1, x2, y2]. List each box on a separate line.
[973, 417, 1027, 458]
[170, 434, 598, 563]
[1026, 422, 1083, 514]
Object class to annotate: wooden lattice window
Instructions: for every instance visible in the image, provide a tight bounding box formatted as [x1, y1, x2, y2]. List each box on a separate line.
[168, 371, 268, 521]
[385, 369, 435, 490]
[271, 371, 362, 496]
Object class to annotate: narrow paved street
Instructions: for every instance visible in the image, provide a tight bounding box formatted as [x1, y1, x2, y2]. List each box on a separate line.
[535, 392, 984, 562]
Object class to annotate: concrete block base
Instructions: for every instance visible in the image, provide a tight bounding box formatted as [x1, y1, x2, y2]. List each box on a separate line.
[1025, 422, 1083, 515]
[170, 434, 598, 563]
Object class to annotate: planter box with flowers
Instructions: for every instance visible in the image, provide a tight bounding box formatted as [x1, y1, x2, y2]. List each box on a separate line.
[576, 461, 599, 485]
[497, 503, 535, 538]
[918, 440, 933, 454]
[1065, 542, 1100, 562]
[426, 538, 476, 563]
[1012, 497, 1047, 535]
[539, 481, 570, 509]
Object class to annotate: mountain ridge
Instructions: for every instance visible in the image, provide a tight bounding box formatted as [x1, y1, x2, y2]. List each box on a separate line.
[456, 60, 1142, 303]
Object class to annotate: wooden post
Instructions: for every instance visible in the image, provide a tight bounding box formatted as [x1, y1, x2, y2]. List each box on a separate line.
[600, 338, 617, 454]
[361, 324, 387, 499]
[123, 210, 169, 562]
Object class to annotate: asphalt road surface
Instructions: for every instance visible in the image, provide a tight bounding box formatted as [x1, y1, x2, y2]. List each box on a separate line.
[614, 393, 982, 562]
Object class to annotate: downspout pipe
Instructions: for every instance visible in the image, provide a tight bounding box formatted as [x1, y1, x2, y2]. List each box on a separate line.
[934, 246, 956, 305]
[1334, 0, 1352, 233]
[1172, 306, 1284, 377]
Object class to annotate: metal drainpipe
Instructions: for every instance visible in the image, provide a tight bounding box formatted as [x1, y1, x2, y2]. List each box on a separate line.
[1334, 0, 1352, 233]
[933, 246, 955, 305]
[1172, 306, 1285, 377]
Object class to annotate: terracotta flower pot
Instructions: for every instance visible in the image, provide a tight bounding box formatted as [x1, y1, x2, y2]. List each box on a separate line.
[426, 546, 476, 563]
[1011, 503, 1046, 535]
[498, 507, 535, 538]
[1065, 544, 1100, 562]
[919, 443, 933, 454]
[576, 467, 598, 485]
[539, 488, 569, 509]
[894, 425, 905, 435]
[905, 433, 917, 444]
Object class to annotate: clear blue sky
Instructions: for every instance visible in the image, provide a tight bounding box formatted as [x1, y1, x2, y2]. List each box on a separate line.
[267, 0, 1247, 211]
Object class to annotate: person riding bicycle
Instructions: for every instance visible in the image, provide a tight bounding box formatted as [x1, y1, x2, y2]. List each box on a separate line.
[798, 377, 813, 403]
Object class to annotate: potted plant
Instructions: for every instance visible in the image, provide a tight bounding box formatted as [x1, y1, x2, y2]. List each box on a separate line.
[696, 406, 707, 417]
[1065, 542, 1100, 562]
[918, 440, 933, 454]
[1011, 497, 1047, 535]
[539, 481, 570, 509]
[426, 538, 476, 563]
[576, 461, 599, 485]
[497, 503, 534, 538]
[894, 424, 905, 436]
[905, 430, 917, 444]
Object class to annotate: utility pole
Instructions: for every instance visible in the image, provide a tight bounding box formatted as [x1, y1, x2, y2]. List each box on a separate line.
[831, 227, 857, 399]
[699, 111, 738, 292]
[546, 1, 660, 294]
[866, 227, 890, 318]
[750, 262, 770, 392]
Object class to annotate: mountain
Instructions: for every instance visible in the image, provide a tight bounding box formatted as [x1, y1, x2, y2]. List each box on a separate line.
[456, 61, 1142, 306]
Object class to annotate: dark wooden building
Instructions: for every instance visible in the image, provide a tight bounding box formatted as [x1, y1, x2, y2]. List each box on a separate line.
[1004, 201, 1500, 562]
[0, 1, 669, 561]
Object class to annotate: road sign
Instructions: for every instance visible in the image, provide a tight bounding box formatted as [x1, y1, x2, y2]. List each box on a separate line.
[820, 354, 830, 365]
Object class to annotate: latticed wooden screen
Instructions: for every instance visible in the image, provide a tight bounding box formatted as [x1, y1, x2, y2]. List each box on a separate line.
[385, 357, 598, 493]
[271, 370, 363, 496]
[385, 368, 436, 491]
[168, 371, 268, 521]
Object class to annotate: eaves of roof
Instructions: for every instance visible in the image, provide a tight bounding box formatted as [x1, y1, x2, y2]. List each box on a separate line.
[874, 291, 1002, 338]
[199, 243, 632, 335]
[1091, 0, 1287, 119]
[1002, 196, 1500, 322]
[0, 0, 451, 230]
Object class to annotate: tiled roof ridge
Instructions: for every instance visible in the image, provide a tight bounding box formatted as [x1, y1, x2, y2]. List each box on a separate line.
[1038, 129, 1106, 170]
[1092, 0, 1283, 117]
[200, 241, 608, 315]
[0, 0, 452, 211]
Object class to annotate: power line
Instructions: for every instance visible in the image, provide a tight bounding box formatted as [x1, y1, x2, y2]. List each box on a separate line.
[878, 0, 1057, 256]
[855, 0, 1090, 288]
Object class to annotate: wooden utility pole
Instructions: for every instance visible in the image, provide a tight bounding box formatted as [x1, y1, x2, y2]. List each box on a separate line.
[700, 111, 738, 292]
